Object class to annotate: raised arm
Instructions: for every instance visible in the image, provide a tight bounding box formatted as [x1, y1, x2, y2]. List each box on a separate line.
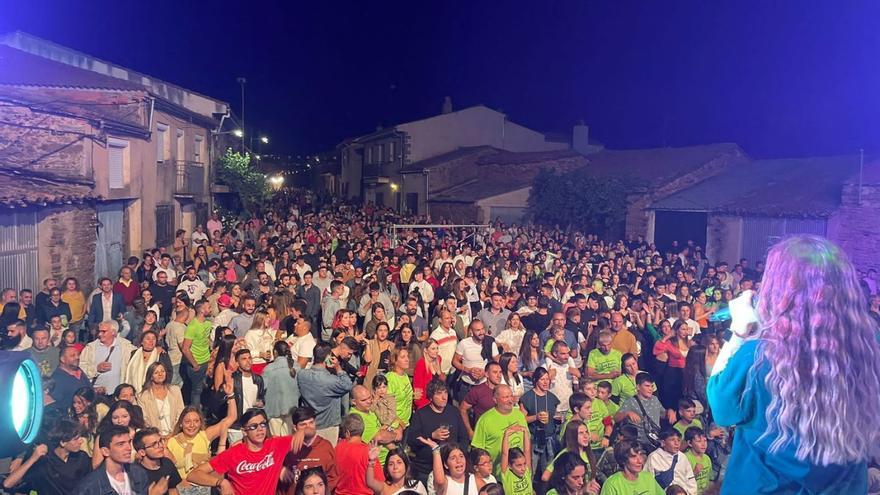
[417, 436, 447, 495]
[365, 441, 385, 494]
[205, 373, 238, 441]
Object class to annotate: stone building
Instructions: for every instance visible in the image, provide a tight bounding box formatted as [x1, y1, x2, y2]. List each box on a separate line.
[403, 146, 586, 224]
[648, 154, 880, 271]
[337, 104, 572, 214]
[0, 33, 229, 291]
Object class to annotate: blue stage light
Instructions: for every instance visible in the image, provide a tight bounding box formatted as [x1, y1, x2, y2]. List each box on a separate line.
[0, 352, 43, 457]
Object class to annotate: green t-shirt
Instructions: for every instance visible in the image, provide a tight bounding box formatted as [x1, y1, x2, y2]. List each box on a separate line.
[600, 398, 619, 418]
[686, 451, 713, 494]
[673, 418, 704, 439]
[351, 408, 389, 463]
[588, 399, 609, 449]
[385, 371, 413, 425]
[587, 348, 622, 375]
[184, 318, 213, 364]
[611, 374, 655, 401]
[501, 466, 534, 495]
[599, 471, 664, 495]
[472, 407, 528, 476]
[545, 448, 590, 475]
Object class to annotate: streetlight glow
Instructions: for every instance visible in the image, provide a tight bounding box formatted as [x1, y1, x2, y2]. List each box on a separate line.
[233, 129, 244, 138]
[260, 136, 269, 144]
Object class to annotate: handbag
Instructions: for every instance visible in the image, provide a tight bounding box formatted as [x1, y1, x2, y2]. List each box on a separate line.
[633, 394, 662, 449]
[653, 452, 679, 488]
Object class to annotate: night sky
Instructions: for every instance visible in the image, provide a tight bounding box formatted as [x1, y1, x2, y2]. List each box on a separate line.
[2, 1, 878, 158]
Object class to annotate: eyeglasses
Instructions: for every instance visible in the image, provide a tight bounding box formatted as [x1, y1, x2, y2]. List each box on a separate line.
[242, 421, 269, 431]
[144, 438, 165, 449]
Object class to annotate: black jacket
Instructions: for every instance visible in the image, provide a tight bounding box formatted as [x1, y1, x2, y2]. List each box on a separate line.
[233, 370, 266, 423]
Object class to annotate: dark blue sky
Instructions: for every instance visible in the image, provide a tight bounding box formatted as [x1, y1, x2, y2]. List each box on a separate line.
[2, 0, 878, 157]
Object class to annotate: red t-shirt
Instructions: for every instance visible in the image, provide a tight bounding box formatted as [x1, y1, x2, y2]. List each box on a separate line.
[334, 439, 383, 495]
[210, 436, 292, 494]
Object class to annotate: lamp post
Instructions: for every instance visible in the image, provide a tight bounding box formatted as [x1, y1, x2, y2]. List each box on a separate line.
[236, 77, 247, 152]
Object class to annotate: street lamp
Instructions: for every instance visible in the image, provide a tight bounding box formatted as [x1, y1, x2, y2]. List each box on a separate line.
[233, 129, 244, 138]
[260, 136, 269, 144]
[268, 175, 284, 190]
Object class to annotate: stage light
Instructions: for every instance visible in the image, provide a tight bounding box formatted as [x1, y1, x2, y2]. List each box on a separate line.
[0, 351, 43, 457]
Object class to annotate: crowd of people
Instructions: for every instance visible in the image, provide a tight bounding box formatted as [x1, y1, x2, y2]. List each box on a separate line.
[1, 189, 878, 495]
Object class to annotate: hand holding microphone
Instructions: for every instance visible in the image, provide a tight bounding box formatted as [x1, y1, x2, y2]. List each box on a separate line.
[729, 290, 759, 338]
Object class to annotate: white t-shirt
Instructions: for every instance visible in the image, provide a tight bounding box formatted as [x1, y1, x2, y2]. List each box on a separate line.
[545, 356, 577, 412]
[178, 278, 207, 301]
[106, 471, 132, 495]
[242, 374, 258, 411]
[455, 338, 498, 385]
[430, 326, 458, 374]
[287, 333, 316, 368]
[427, 473, 479, 495]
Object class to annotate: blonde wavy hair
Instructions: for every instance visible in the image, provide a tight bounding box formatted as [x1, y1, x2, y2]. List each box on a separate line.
[754, 235, 880, 465]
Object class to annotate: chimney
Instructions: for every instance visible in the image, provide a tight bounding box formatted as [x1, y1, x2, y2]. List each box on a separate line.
[441, 96, 453, 114]
[572, 120, 590, 154]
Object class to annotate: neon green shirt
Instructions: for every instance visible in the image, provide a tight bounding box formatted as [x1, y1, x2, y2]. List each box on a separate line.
[184, 318, 213, 364]
[545, 448, 591, 475]
[501, 466, 534, 495]
[351, 408, 389, 463]
[673, 418, 704, 439]
[587, 348, 622, 375]
[599, 471, 664, 495]
[600, 398, 619, 418]
[611, 374, 655, 401]
[386, 371, 413, 424]
[686, 451, 713, 494]
[472, 407, 528, 476]
[588, 399, 609, 449]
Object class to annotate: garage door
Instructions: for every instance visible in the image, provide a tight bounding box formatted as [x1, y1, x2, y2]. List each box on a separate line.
[488, 206, 526, 225]
[0, 212, 39, 292]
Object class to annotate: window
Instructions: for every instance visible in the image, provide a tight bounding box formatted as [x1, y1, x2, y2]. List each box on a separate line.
[376, 145, 384, 163]
[155, 204, 174, 248]
[388, 141, 395, 161]
[108, 138, 129, 189]
[194, 135, 204, 163]
[176, 129, 185, 161]
[366, 146, 372, 164]
[156, 123, 170, 162]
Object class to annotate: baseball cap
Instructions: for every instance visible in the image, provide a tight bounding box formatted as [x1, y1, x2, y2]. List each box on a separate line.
[218, 294, 232, 307]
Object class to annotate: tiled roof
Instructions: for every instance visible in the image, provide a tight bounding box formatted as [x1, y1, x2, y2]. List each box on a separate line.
[430, 176, 534, 203]
[0, 45, 144, 91]
[400, 146, 497, 173]
[649, 155, 864, 217]
[584, 143, 744, 184]
[401, 146, 579, 173]
[0, 167, 98, 207]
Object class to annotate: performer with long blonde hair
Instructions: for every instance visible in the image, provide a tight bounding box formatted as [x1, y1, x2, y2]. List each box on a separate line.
[708, 235, 880, 494]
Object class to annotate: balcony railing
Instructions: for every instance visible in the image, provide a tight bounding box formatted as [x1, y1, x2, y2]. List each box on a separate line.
[174, 160, 205, 196]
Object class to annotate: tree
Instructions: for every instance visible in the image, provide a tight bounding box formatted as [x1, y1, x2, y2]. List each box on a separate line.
[528, 167, 641, 237]
[215, 149, 270, 215]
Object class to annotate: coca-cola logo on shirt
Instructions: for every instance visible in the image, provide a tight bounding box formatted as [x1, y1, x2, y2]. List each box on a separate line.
[236, 454, 275, 474]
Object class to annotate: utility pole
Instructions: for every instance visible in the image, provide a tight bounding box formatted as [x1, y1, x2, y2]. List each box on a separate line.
[236, 76, 247, 153]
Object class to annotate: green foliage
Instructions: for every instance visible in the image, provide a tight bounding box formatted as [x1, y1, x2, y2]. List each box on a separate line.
[528, 167, 641, 236]
[215, 149, 270, 215]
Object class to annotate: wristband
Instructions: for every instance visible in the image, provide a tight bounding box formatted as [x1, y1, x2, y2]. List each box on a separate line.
[431, 445, 441, 453]
[215, 478, 223, 488]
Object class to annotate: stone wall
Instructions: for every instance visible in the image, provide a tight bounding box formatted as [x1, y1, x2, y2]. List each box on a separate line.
[828, 183, 880, 272]
[38, 205, 97, 290]
[626, 153, 745, 239]
[428, 202, 481, 224]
